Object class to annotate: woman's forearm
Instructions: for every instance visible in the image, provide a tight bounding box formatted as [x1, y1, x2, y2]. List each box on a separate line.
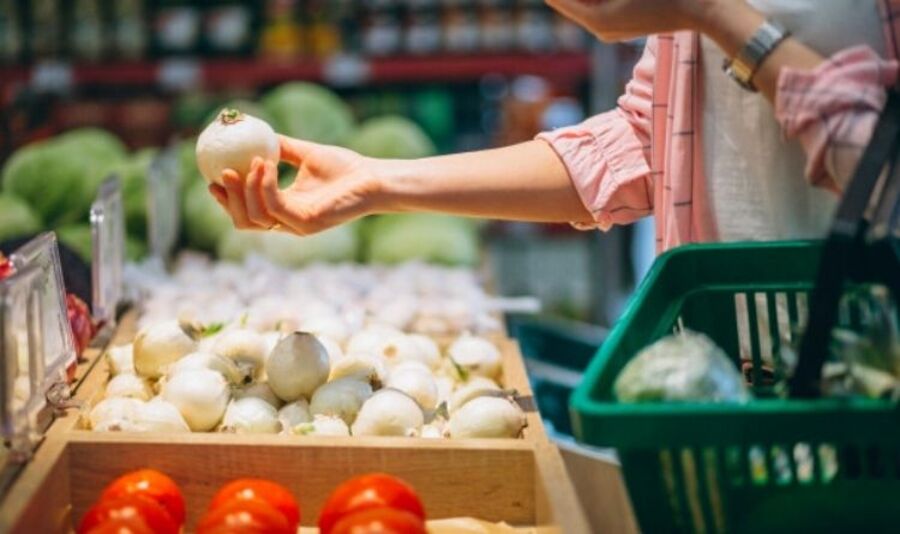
[372, 140, 595, 224]
[697, 0, 823, 102]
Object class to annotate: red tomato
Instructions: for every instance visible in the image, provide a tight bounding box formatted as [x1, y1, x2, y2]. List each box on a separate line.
[67, 293, 96, 356]
[207, 478, 300, 529]
[81, 516, 154, 534]
[99, 469, 186, 526]
[77, 495, 178, 534]
[0, 254, 13, 280]
[197, 496, 294, 534]
[331, 508, 427, 534]
[318, 474, 425, 534]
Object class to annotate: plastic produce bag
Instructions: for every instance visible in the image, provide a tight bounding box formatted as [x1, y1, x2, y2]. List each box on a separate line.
[614, 330, 749, 402]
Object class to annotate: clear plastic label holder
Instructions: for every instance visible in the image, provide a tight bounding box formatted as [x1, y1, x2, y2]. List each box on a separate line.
[0, 233, 77, 464]
[147, 142, 182, 264]
[90, 175, 125, 326]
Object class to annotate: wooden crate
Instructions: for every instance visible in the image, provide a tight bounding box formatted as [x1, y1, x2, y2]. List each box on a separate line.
[62, 311, 549, 443]
[0, 434, 588, 533]
[0, 311, 593, 533]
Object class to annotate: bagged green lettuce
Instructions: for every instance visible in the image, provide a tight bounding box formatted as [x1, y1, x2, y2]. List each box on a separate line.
[0, 194, 41, 242]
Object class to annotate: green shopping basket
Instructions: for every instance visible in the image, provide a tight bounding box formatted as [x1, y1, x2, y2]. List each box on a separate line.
[570, 93, 900, 533]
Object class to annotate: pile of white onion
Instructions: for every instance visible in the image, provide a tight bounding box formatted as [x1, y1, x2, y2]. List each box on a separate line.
[126, 255, 539, 338]
[88, 321, 526, 440]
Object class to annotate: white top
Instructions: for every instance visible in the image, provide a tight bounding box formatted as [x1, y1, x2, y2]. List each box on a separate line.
[701, 0, 886, 242]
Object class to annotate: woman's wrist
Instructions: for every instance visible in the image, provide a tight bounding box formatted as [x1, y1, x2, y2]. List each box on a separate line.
[367, 157, 416, 214]
[691, 0, 764, 57]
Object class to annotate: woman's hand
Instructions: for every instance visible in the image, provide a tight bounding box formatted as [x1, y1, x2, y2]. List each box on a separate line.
[208, 136, 382, 235]
[546, 0, 733, 42]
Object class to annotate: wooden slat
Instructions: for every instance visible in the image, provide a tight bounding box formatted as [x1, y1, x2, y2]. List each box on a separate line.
[1, 436, 589, 533]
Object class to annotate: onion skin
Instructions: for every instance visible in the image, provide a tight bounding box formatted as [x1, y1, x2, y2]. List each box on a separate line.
[266, 332, 331, 402]
[351, 389, 424, 437]
[162, 369, 230, 431]
[448, 396, 526, 439]
[196, 109, 280, 186]
[133, 321, 198, 379]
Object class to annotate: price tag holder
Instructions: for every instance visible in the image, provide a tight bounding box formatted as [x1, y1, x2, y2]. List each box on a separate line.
[1, 233, 77, 464]
[147, 143, 182, 264]
[90, 175, 126, 325]
[0, 264, 43, 463]
[8, 234, 77, 394]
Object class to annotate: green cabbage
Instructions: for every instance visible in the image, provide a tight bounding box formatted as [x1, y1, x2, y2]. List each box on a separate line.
[57, 224, 146, 263]
[261, 82, 355, 145]
[215, 229, 263, 262]
[1, 128, 126, 226]
[178, 137, 202, 192]
[55, 128, 127, 163]
[110, 148, 156, 241]
[259, 225, 359, 266]
[346, 116, 436, 159]
[365, 214, 479, 266]
[0, 194, 41, 242]
[183, 178, 232, 251]
[215, 225, 359, 266]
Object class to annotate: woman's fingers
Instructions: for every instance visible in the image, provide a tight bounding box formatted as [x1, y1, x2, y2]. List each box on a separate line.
[221, 167, 260, 230]
[279, 135, 319, 167]
[244, 158, 278, 228]
[209, 184, 227, 205]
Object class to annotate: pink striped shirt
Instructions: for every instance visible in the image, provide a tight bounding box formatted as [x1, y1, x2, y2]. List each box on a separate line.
[538, 0, 900, 252]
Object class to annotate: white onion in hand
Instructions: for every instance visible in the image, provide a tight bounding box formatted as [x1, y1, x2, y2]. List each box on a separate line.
[196, 109, 280, 185]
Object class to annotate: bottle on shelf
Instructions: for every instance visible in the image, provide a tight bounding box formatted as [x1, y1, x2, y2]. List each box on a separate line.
[203, 2, 256, 57]
[30, 0, 63, 60]
[0, 0, 23, 64]
[442, 6, 480, 54]
[405, 9, 441, 56]
[151, 0, 203, 57]
[307, 0, 343, 59]
[70, 0, 106, 62]
[259, 0, 304, 60]
[111, 0, 149, 61]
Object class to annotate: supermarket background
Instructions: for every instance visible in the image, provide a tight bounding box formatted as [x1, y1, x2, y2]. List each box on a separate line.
[1, 0, 657, 326]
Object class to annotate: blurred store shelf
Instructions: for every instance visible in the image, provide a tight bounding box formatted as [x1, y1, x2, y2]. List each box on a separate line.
[0, 52, 590, 93]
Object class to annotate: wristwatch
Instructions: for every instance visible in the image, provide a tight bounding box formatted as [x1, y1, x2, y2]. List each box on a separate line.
[722, 19, 791, 92]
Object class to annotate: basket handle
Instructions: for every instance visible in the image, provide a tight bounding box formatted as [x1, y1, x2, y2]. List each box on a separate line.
[789, 89, 900, 398]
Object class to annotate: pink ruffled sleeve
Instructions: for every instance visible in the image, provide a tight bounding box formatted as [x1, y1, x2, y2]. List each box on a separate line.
[776, 46, 899, 191]
[536, 38, 657, 231]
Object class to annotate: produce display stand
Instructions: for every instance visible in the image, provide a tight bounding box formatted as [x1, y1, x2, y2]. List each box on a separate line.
[0, 307, 589, 533]
[0, 143, 599, 532]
